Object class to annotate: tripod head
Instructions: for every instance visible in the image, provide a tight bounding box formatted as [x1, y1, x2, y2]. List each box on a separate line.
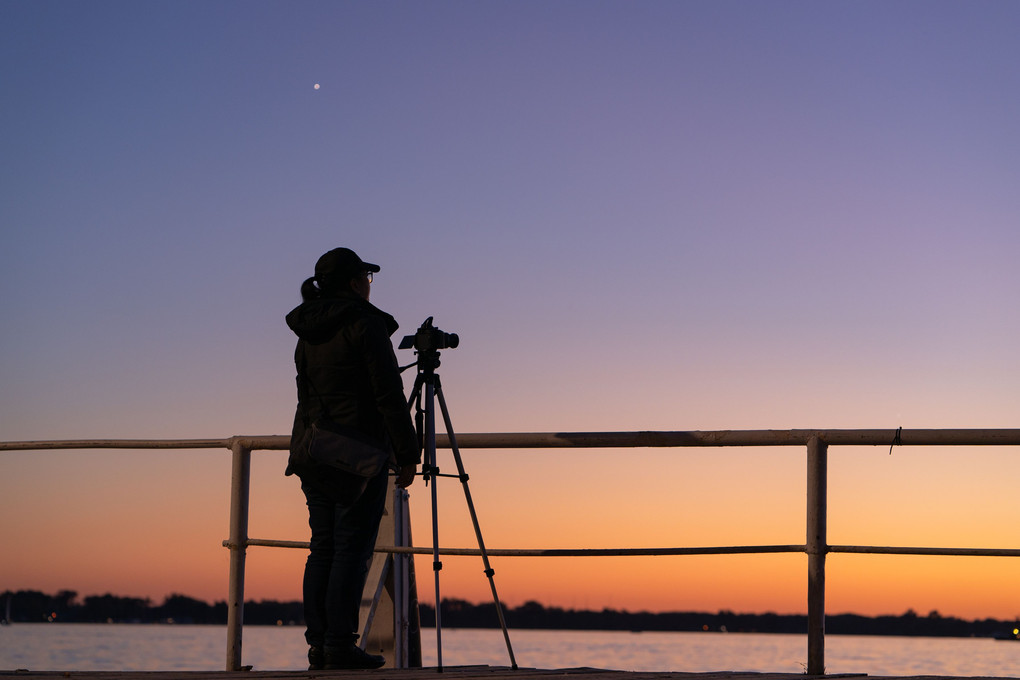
[399, 316, 459, 373]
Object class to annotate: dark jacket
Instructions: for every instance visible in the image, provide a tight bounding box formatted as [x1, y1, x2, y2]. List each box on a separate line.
[285, 292, 419, 478]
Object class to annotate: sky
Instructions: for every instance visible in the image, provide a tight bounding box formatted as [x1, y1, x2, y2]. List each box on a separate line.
[2, 0, 1019, 623]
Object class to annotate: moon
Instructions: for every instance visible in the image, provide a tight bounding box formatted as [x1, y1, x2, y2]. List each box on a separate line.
[313, 83, 320, 90]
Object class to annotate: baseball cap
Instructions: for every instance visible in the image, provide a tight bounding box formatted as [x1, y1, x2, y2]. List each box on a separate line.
[314, 247, 380, 284]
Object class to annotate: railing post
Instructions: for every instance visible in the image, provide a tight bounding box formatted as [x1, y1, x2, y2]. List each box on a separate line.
[394, 487, 410, 668]
[226, 439, 251, 671]
[806, 435, 828, 675]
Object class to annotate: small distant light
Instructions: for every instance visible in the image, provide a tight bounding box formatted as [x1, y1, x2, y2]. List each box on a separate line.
[313, 83, 320, 90]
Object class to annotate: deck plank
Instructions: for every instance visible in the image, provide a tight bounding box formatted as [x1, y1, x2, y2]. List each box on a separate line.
[1, 667, 1016, 680]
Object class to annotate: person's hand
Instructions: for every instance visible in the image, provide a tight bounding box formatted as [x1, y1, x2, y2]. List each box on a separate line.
[395, 463, 417, 488]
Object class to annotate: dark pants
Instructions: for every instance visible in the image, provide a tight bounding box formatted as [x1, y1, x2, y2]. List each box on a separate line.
[301, 470, 388, 649]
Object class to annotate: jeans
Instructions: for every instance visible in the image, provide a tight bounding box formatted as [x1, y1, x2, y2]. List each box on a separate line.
[301, 470, 388, 648]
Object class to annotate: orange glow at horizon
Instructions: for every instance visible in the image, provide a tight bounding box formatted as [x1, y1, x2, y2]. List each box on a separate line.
[4, 441, 1017, 623]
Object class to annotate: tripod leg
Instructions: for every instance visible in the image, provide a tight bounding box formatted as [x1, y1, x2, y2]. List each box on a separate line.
[407, 372, 425, 411]
[424, 379, 444, 672]
[434, 377, 518, 670]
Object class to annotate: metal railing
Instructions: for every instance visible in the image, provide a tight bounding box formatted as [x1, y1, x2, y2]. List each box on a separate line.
[4, 428, 1019, 675]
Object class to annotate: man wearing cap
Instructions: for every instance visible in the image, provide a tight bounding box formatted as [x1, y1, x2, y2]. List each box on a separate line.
[285, 247, 419, 669]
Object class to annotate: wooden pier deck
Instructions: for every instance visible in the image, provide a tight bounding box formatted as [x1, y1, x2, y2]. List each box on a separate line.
[2, 666, 1016, 680]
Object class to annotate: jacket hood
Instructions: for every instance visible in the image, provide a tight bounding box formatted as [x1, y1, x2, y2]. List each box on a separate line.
[285, 295, 399, 343]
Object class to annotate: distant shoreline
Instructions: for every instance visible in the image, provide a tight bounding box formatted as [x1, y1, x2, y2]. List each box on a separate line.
[3, 590, 1017, 639]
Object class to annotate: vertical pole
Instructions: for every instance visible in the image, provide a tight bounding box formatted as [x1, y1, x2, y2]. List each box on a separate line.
[806, 436, 827, 675]
[226, 440, 251, 671]
[394, 487, 409, 669]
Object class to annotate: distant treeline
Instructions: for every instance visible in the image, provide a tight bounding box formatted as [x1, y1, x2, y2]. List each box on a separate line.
[0, 590, 298, 626]
[421, 599, 1016, 638]
[2, 590, 1015, 638]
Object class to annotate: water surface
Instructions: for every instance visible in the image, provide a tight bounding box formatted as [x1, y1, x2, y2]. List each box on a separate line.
[1, 624, 1018, 677]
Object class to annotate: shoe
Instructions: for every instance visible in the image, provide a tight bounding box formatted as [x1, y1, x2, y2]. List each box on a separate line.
[308, 646, 325, 671]
[324, 644, 386, 670]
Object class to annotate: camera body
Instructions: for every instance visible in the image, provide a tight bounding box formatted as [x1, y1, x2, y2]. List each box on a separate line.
[399, 316, 459, 353]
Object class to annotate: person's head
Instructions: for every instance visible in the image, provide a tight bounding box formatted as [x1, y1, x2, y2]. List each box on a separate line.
[300, 247, 381, 301]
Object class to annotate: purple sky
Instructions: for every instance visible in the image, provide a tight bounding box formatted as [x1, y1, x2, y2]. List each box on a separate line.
[2, 1, 1019, 618]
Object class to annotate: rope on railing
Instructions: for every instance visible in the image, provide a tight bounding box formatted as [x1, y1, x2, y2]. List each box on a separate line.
[232, 539, 809, 556]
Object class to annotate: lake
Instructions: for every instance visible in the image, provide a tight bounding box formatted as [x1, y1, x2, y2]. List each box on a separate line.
[1, 624, 1018, 676]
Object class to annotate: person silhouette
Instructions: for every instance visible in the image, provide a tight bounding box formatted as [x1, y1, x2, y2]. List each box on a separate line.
[285, 247, 419, 669]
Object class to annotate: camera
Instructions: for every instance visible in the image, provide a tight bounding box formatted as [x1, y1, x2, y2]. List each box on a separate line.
[399, 316, 459, 352]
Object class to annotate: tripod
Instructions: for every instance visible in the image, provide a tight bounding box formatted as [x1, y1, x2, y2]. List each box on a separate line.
[404, 343, 517, 672]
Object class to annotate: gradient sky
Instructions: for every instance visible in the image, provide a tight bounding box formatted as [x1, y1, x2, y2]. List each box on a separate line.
[2, 1, 1019, 622]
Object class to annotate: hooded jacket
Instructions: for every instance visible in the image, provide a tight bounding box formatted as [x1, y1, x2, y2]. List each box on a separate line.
[285, 292, 419, 478]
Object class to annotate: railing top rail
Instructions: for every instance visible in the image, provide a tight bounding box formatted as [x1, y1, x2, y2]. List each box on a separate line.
[445, 428, 1020, 448]
[0, 435, 288, 451]
[0, 438, 235, 451]
[2, 428, 1019, 453]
